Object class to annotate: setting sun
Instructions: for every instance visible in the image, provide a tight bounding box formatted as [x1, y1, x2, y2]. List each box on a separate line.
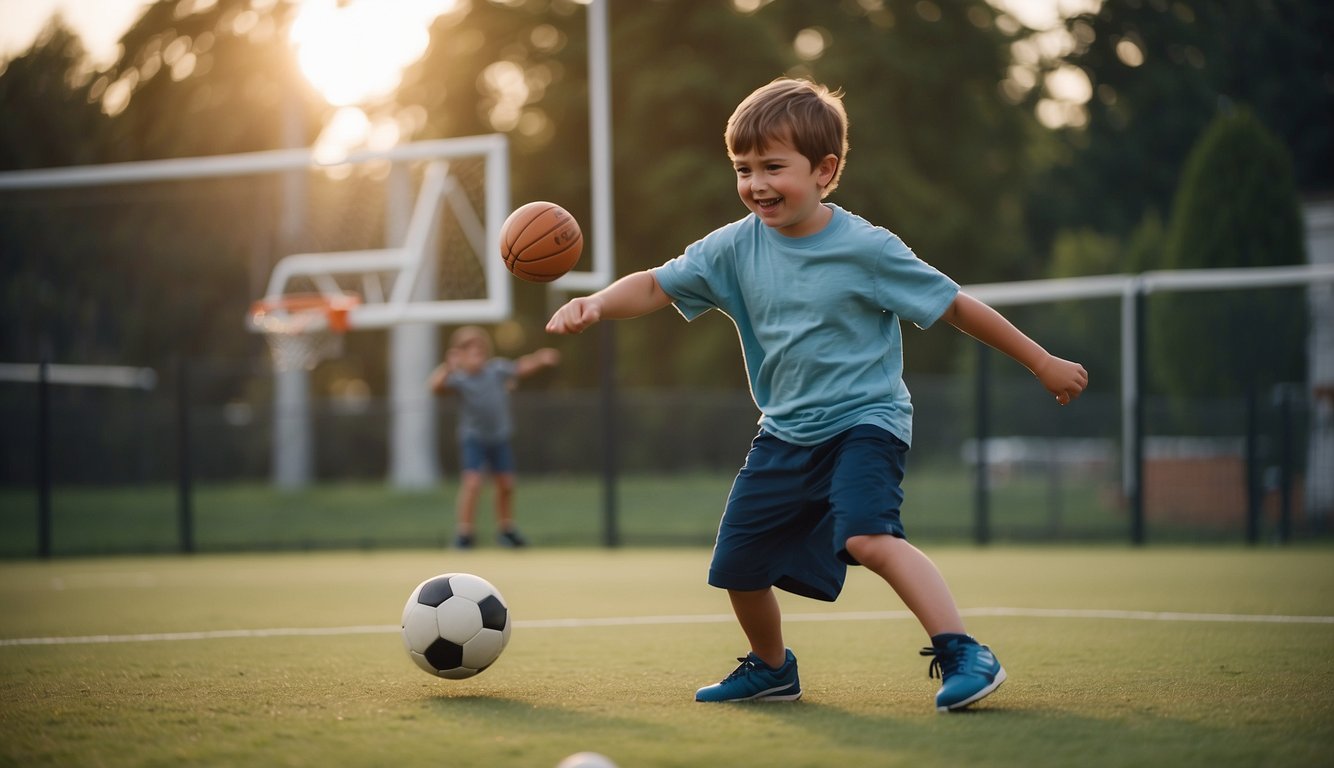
[289, 0, 456, 107]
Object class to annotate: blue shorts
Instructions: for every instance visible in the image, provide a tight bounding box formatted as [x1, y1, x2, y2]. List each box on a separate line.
[708, 424, 908, 602]
[459, 436, 515, 474]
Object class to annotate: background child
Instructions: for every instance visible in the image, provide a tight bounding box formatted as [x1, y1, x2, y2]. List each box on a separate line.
[428, 325, 560, 549]
[545, 78, 1087, 710]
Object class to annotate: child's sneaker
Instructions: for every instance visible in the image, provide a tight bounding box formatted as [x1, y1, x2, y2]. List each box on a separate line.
[497, 529, 528, 548]
[453, 533, 474, 550]
[695, 649, 802, 702]
[920, 636, 1006, 712]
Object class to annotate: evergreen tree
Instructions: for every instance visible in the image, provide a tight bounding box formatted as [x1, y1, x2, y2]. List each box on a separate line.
[1030, 0, 1333, 255]
[1150, 108, 1306, 399]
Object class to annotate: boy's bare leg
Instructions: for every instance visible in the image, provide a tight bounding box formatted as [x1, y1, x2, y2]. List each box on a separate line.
[727, 588, 787, 668]
[849, 534, 1007, 711]
[494, 473, 516, 530]
[845, 534, 967, 637]
[455, 471, 484, 535]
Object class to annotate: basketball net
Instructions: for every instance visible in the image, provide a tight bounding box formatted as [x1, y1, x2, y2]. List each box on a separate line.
[248, 293, 359, 372]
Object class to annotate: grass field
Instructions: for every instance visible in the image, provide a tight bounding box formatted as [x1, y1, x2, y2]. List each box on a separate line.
[0, 468, 1132, 557]
[2, 546, 1331, 767]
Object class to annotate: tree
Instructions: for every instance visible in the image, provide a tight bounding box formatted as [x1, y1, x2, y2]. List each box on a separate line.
[0, 19, 106, 171]
[0, 20, 116, 364]
[2, 0, 324, 368]
[1150, 107, 1306, 400]
[98, 0, 314, 161]
[593, 1, 1037, 384]
[1029, 0, 1334, 257]
[401, 1, 1036, 387]
[3, 0, 1045, 389]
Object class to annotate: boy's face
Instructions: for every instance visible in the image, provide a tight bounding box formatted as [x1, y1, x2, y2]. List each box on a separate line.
[731, 135, 838, 239]
[450, 339, 488, 373]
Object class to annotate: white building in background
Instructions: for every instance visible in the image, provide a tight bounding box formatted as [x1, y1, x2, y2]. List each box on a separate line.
[1306, 198, 1334, 519]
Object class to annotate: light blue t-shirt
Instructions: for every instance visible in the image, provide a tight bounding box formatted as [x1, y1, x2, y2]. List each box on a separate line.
[652, 204, 959, 447]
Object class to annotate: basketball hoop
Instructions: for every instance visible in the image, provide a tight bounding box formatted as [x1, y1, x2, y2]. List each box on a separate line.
[248, 293, 360, 372]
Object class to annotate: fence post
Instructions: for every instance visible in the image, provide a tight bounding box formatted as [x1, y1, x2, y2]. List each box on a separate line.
[176, 358, 195, 553]
[37, 356, 52, 559]
[1245, 381, 1261, 545]
[1130, 289, 1146, 545]
[600, 322, 620, 548]
[1276, 385, 1294, 543]
[973, 343, 991, 545]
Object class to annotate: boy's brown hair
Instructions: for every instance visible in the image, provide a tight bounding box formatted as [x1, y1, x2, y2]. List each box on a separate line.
[725, 77, 849, 198]
[449, 325, 493, 354]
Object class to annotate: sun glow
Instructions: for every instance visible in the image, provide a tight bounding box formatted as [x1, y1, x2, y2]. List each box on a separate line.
[290, 0, 455, 107]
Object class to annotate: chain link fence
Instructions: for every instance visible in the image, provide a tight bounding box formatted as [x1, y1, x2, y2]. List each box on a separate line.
[1, 361, 1321, 555]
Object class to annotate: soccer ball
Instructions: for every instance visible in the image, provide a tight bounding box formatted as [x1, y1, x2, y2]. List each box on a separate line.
[401, 572, 512, 679]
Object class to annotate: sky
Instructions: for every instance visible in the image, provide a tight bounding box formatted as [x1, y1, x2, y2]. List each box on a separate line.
[0, 0, 1090, 66]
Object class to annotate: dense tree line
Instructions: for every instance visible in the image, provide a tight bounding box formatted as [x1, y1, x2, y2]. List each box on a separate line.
[1031, 0, 1332, 249]
[1, 0, 1328, 396]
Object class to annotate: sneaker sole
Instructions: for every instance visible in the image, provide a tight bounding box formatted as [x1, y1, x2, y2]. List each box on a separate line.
[755, 691, 802, 702]
[938, 667, 1007, 712]
[697, 686, 803, 703]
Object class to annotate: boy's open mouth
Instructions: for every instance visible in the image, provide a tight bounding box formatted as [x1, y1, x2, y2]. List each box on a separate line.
[756, 197, 782, 211]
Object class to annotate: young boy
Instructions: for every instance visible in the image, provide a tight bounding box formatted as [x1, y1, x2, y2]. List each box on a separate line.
[546, 78, 1087, 711]
[428, 325, 560, 549]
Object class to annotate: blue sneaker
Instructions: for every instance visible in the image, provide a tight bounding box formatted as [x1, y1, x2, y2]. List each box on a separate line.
[695, 649, 802, 702]
[920, 637, 1006, 712]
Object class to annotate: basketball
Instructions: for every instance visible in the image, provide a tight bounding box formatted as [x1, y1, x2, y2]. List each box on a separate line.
[500, 201, 583, 283]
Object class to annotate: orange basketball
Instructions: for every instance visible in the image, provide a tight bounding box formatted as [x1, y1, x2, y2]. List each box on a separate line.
[499, 201, 583, 283]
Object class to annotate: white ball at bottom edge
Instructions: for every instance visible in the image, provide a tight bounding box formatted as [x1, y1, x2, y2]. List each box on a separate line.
[555, 752, 618, 768]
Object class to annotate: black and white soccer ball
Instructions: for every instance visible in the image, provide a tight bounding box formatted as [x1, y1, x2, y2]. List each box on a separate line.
[401, 572, 511, 679]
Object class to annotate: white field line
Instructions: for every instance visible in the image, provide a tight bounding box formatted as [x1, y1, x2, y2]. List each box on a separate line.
[2, 607, 1331, 648]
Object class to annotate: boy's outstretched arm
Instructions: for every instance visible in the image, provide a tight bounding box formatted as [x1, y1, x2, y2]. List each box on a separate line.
[515, 347, 561, 378]
[427, 349, 460, 394]
[941, 292, 1089, 406]
[546, 271, 673, 335]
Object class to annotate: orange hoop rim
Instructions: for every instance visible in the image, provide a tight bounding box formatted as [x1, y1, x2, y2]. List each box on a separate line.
[248, 292, 360, 334]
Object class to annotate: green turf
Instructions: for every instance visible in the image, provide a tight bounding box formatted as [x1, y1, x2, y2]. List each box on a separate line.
[0, 468, 1128, 557]
[1, 547, 1331, 766]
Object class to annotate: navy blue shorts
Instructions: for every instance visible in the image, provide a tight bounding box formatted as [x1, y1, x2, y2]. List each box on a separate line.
[459, 436, 515, 474]
[708, 424, 908, 602]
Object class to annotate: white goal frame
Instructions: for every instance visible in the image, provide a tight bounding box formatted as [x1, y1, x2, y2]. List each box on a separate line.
[0, 136, 513, 329]
[0, 136, 513, 491]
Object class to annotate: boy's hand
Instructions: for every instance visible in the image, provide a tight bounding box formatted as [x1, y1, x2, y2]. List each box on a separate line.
[1033, 355, 1088, 406]
[546, 297, 602, 335]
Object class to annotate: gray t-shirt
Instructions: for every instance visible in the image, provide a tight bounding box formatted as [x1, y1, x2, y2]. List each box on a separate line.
[445, 358, 518, 441]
